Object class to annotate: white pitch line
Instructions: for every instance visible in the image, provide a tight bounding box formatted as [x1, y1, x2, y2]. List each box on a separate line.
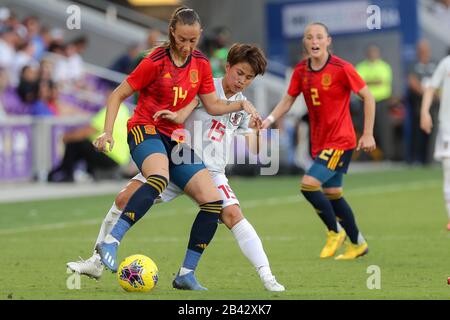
[0, 179, 441, 235]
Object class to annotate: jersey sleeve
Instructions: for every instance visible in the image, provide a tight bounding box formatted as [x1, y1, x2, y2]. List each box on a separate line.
[126, 57, 158, 91]
[198, 60, 215, 95]
[287, 66, 303, 97]
[343, 63, 367, 93]
[430, 57, 449, 89]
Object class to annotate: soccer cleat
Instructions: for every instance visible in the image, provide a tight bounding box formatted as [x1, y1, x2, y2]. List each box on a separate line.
[95, 241, 119, 273]
[262, 275, 285, 292]
[319, 229, 346, 258]
[172, 271, 208, 291]
[335, 242, 369, 260]
[67, 254, 104, 280]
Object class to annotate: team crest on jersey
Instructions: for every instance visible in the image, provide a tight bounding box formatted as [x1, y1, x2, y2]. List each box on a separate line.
[322, 73, 332, 90]
[190, 70, 199, 84]
[144, 125, 156, 135]
[229, 112, 243, 126]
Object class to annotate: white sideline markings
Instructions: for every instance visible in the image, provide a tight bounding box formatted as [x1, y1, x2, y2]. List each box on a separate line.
[0, 179, 441, 235]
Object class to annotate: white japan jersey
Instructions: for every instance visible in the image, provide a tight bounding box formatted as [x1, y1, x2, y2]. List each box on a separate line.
[431, 56, 450, 136]
[184, 78, 252, 174]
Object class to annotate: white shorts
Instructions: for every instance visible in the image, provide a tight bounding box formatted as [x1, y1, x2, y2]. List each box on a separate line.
[434, 131, 450, 161]
[131, 173, 240, 208]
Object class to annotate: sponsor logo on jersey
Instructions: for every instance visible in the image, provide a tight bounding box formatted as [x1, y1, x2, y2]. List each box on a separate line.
[190, 70, 199, 83]
[322, 73, 332, 90]
[229, 112, 243, 126]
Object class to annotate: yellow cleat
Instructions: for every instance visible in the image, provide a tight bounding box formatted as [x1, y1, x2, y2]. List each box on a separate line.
[335, 242, 369, 260]
[319, 229, 346, 258]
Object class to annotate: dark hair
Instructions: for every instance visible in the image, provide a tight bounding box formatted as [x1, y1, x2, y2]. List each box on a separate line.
[227, 43, 267, 76]
[167, 6, 201, 49]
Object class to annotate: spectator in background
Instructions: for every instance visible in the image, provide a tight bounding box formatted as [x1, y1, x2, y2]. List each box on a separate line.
[31, 79, 57, 116]
[210, 26, 231, 78]
[17, 65, 39, 104]
[146, 28, 161, 49]
[65, 41, 83, 83]
[356, 44, 393, 160]
[407, 39, 439, 165]
[110, 43, 140, 75]
[12, 41, 37, 86]
[22, 15, 46, 61]
[47, 103, 130, 182]
[70, 36, 88, 84]
[0, 26, 17, 76]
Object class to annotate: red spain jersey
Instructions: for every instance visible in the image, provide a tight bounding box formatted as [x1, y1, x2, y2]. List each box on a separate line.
[287, 55, 366, 158]
[126, 47, 215, 137]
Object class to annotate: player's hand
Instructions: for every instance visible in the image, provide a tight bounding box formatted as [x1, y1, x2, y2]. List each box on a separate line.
[93, 132, 114, 152]
[153, 110, 179, 123]
[420, 112, 433, 134]
[248, 114, 262, 129]
[261, 119, 272, 129]
[357, 134, 376, 153]
[241, 101, 262, 127]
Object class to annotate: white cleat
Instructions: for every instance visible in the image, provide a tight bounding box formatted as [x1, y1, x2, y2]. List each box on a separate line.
[67, 254, 104, 280]
[262, 275, 285, 292]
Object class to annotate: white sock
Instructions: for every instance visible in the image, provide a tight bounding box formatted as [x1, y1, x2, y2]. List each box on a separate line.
[231, 219, 272, 280]
[443, 159, 450, 220]
[94, 202, 122, 252]
[357, 232, 366, 245]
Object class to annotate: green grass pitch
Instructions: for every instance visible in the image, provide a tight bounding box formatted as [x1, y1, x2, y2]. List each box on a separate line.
[1, 166, 450, 299]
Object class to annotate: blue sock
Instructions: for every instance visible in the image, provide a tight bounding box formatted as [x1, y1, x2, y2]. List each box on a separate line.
[182, 249, 202, 271]
[182, 200, 223, 271]
[110, 175, 168, 242]
[110, 219, 130, 242]
[326, 192, 360, 244]
[301, 184, 338, 232]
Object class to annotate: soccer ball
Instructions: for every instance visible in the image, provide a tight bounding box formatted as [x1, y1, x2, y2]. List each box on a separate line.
[117, 254, 159, 292]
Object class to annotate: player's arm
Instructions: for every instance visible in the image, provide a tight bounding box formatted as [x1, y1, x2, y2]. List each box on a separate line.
[94, 81, 134, 152]
[199, 92, 262, 126]
[153, 98, 200, 124]
[408, 73, 423, 96]
[420, 86, 436, 135]
[261, 94, 297, 129]
[356, 85, 376, 152]
[421, 58, 447, 134]
[245, 115, 261, 155]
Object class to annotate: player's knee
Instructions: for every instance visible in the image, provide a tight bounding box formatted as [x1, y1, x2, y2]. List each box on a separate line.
[115, 190, 131, 211]
[220, 205, 243, 228]
[323, 188, 343, 200]
[302, 175, 322, 187]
